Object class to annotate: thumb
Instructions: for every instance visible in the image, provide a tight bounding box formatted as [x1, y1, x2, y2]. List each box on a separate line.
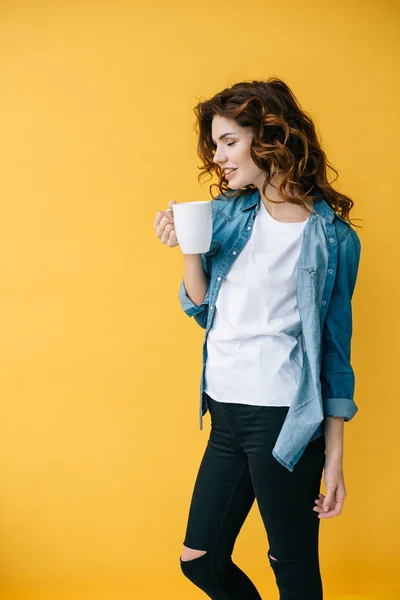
[323, 491, 334, 511]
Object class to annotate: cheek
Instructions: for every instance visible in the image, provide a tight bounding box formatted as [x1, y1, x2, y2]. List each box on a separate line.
[241, 152, 259, 173]
[237, 147, 252, 166]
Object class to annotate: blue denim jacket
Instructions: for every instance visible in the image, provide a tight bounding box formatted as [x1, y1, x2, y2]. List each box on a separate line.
[178, 186, 361, 472]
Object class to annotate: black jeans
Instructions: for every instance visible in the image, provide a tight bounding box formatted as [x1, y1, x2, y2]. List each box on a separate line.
[180, 392, 326, 600]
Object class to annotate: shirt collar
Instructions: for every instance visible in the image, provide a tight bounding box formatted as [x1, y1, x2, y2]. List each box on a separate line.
[239, 185, 335, 222]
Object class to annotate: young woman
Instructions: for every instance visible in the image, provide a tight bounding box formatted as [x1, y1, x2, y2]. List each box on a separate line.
[153, 77, 362, 600]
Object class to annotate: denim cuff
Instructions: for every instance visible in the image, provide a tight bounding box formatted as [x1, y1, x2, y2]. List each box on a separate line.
[323, 397, 358, 421]
[178, 278, 209, 317]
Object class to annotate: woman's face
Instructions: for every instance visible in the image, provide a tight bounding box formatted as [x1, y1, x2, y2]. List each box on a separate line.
[211, 115, 267, 190]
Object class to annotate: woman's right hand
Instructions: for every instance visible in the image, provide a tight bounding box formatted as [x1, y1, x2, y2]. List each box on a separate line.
[153, 200, 179, 248]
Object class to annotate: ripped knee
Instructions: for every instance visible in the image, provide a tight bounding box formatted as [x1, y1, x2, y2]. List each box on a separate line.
[268, 550, 292, 565]
[180, 546, 207, 562]
[180, 547, 210, 584]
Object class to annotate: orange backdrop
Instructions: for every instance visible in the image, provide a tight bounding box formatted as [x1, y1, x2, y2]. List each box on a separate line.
[0, 1, 398, 599]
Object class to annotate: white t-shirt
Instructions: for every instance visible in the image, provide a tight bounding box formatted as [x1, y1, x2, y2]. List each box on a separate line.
[204, 199, 309, 407]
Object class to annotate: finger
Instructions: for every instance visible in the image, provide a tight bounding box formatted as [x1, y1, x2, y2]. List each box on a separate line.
[153, 211, 166, 229]
[154, 211, 174, 230]
[159, 213, 174, 229]
[156, 215, 174, 238]
[160, 224, 174, 244]
[313, 501, 331, 512]
[323, 494, 336, 512]
[314, 501, 339, 514]
[317, 508, 341, 518]
[164, 228, 176, 246]
[313, 504, 339, 514]
[313, 506, 323, 513]
[165, 200, 176, 218]
[169, 229, 179, 246]
[162, 224, 178, 245]
[315, 495, 344, 516]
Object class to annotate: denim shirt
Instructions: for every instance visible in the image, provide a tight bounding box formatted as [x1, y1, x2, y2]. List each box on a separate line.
[178, 186, 362, 472]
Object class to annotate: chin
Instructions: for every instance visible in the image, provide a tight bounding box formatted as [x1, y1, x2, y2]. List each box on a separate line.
[227, 178, 241, 189]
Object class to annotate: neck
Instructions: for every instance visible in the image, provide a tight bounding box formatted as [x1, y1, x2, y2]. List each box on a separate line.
[259, 178, 314, 221]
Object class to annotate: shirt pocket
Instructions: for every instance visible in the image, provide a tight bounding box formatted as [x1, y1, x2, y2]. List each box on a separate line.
[297, 266, 317, 309]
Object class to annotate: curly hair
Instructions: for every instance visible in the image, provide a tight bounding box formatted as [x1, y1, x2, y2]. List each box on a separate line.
[193, 78, 362, 229]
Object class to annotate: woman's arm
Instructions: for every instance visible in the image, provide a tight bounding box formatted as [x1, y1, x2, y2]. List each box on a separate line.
[314, 226, 361, 519]
[324, 415, 344, 466]
[313, 416, 346, 519]
[182, 254, 208, 306]
[178, 253, 210, 329]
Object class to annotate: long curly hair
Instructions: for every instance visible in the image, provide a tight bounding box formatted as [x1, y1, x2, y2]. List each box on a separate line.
[193, 78, 362, 229]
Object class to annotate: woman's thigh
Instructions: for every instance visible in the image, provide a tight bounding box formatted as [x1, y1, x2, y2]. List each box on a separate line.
[247, 431, 325, 564]
[182, 396, 256, 555]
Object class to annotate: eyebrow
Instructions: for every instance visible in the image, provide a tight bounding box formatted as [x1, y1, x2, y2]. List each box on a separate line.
[211, 132, 238, 144]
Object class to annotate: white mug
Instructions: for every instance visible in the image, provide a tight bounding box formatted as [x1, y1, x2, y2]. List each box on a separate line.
[172, 200, 212, 254]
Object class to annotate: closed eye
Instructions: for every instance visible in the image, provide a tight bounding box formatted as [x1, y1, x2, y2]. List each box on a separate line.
[211, 141, 237, 148]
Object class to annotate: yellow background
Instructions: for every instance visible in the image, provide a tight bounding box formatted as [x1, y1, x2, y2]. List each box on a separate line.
[0, 1, 398, 599]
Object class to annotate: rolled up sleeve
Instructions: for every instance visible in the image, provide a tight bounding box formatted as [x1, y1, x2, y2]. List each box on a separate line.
[320, 228, 362, 421]
[178, 255, 210, 329]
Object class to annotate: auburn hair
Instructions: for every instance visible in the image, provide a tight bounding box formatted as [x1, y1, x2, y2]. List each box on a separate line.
[193, 78, 362, 229]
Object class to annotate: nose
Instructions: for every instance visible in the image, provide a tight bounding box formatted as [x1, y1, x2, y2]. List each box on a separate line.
[213, 146, 227, 166]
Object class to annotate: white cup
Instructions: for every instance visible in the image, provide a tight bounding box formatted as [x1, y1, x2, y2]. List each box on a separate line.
[172, 200, 212, 254]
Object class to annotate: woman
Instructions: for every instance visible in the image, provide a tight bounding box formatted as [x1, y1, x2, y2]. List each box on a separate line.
[153, 77, 362, 600]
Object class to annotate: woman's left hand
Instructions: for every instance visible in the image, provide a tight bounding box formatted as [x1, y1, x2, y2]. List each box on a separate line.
[313, 463, 346, 519]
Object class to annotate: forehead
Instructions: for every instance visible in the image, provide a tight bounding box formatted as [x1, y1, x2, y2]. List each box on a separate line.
[211, 115, 239, 133]
[211, 115, 252, 143]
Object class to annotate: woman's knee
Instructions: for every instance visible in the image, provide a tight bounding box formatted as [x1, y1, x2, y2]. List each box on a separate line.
[180, 545, 207, 562]
[180, 546, 210, 583]
[180, 547, 223, 595]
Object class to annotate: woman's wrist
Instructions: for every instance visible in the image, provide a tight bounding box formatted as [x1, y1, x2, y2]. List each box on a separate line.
[324, 452, 343, 469]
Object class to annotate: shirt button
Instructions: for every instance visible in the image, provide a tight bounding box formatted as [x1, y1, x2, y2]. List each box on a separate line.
[217, 277, 221, 281]
[322, 300, 326, 305]
[247, 226, 252, 230]
[329, 238, 334, 243]
[232, 251, 237, 255]
[210, 306, 214, 310]
[328, 269, 333, 274]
